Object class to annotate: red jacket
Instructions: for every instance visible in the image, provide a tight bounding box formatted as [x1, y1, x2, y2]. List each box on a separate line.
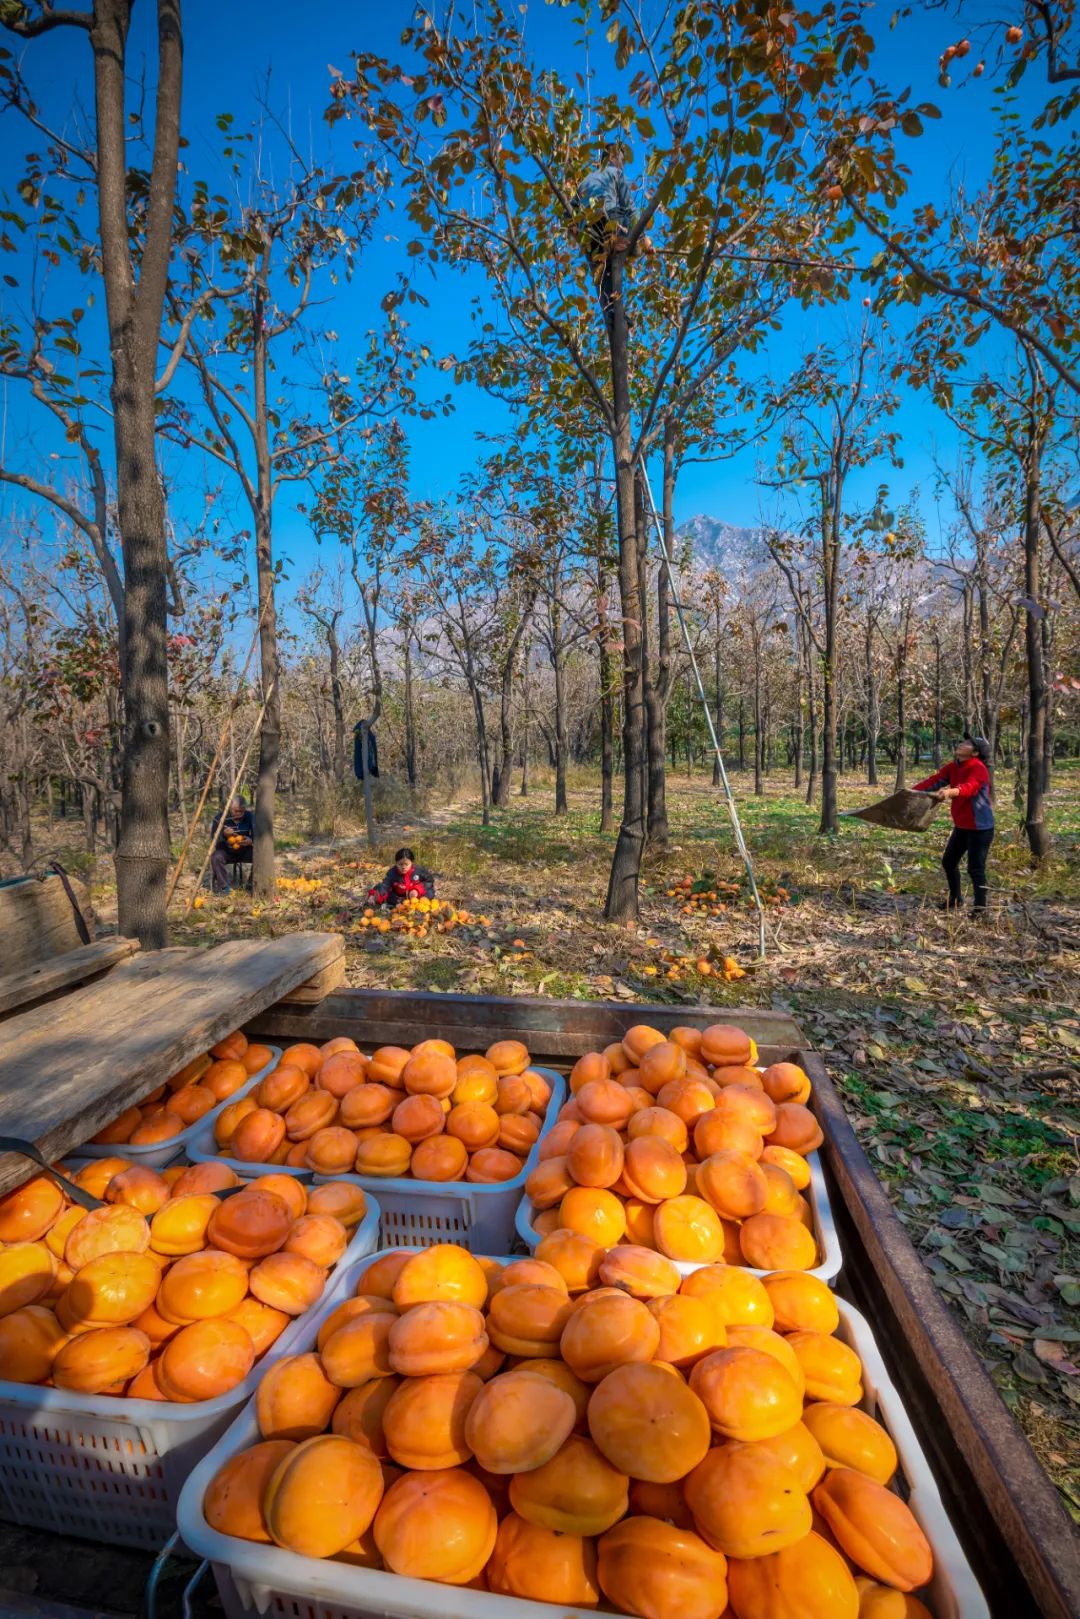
[913, 759, 994, 831]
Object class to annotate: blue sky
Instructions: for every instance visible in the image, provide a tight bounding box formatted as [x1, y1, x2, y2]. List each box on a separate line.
[0, 2, 1045, 613]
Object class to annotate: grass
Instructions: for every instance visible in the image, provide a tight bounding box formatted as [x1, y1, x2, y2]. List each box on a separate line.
[16, 759, 1080, 1515]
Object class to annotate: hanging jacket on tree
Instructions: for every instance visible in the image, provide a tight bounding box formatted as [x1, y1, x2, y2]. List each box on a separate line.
[353, 723, 379, 780]
[367, 864, 436, 908]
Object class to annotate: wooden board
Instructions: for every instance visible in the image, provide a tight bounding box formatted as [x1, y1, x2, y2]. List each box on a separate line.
[277, 952, 347, 1005]
[0, 874, 94, 972]
[249, 987, 802, 1063]
[0, 931, 343, 1193]
[0, 937, 140, 1020]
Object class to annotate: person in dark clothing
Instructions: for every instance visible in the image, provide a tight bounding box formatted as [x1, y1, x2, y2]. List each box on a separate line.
[367, 846, 436, 909]
[210, 795, 255, 893]
[914, 737, 994, 912]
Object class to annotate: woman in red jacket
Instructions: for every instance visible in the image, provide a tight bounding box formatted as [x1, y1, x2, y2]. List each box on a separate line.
[914, 737, 994, 912]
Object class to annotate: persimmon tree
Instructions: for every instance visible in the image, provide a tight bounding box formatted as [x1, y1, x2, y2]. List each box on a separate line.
[329, 0, 879, 921]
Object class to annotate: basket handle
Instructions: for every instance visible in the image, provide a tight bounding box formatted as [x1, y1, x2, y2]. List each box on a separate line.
[0, 1135, 105, 1209]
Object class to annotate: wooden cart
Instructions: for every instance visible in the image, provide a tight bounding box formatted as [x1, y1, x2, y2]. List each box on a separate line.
[0, 942, 1074, 1617]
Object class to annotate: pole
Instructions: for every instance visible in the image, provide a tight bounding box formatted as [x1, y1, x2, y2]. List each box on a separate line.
[640, 470, 768, 960]
[180, 682, 276, 913]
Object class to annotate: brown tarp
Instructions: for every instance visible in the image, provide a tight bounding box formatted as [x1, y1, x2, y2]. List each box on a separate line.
[842, 788, 941, 832]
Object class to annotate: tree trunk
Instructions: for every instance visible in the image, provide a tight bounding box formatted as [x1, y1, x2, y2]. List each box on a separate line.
[753, 653, 764, 796]
[737, 695, 746, 772]
[552, 614, 568, 816]
[597, 555, 615, 833]
[645, 436, 675, 851]
[1022, 425, 1049, 861]
[933, 634, 943, 766]
[328, 618, 346, 784]
[865, 623, 879, 786]
[818, 484, 839, 834]
[603, 256, 646, 922]
[252, 278, 281, 901]
[894, 667, 907, 790]
[712, 604, 724, 788]
[403, 631, 417, 790]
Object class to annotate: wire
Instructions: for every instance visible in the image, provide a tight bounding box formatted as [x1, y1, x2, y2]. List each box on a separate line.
[639, 470, 768, 960]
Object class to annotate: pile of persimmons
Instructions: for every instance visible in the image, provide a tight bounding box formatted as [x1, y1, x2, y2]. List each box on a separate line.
[0, 1153, 368, 1402]
[215, 1037, 550, 1184]
[202, 1241, 935, 1619]
[523, 1023, 823, 1274]
[90, 1029, 275, 1149]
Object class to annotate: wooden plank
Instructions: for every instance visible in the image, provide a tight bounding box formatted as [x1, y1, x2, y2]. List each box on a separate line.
[0, 932, 344, 1194]
[0, 937, 140, 1019]
[250, 988, 802, 1059]
[805, 1051, 1080, 1619]
[276, 952, 347, 1005]
[0, 875, 94, 972]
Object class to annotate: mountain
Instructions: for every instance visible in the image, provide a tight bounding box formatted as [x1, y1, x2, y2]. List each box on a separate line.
[673, 515, 767, 575]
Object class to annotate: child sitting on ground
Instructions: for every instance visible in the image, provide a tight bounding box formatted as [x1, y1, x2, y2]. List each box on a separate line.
[366, 846, 436, 909]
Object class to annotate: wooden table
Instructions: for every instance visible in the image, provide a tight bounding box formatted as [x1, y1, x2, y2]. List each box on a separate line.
[0, 931, 343, 1192]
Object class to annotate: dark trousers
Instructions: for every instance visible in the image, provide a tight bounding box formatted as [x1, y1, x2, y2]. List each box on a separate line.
[942, 827, 993, 909]
[211, 848, 251, 892]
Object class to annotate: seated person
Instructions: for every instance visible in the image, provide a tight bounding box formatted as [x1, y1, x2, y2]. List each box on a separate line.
[210, 794, 255, 892]
[367, 846, 436, 909]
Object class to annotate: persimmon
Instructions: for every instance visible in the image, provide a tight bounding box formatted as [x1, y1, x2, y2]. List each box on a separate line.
[53, 1326, 150, 1394]
[0, 1244, 57, 1317]
[390, 1092, 444, 1145]
[498, 1114, 539, 1156]
[486, 1039, 529, 1076]
[249, 1253, 325, 1316]
[696, 1151, 769, 1221]
[303, 1126, 358, 1175]
[0, 1176, 64, 1244]
[265, 1433, 384, 1558]
[393, 1244, 489, 1309]
[760, 1061, 812, 1106]
[374, 1466, 497, 1583]
[689, 1347, 802, 1441]
[316, 1052, 367, 1099]
[320, 1312, 395, 1386]
[726, 1325, 806, 1396]
[521, 1069, 552, 1109]
[411, 1133, 470, 1181]
[622, 1025, 667, 1065]
[770, 1101, 824, 1155]
[589, 1361, 711, 1483]
[639, 1040, 688, 1094]
[855, 1581, 935, 1619]
[147, 1194, 217, 1257]
[207, 1189, 292, 1260]
[495, 1075, 533, 1116]
[487, 1511, 600, 1607]
[92, 1106, 143, 1146]
[598, 1515, 730, 1619]
[157, 1317, 255, 1401]
[466, 1147, 523, 1183]
[215, 1095, 259, 1149]
[366, 1046, 410, 1087]
[762, 1272, 839, 1336]
[656, 1078, 717, 1128]
[280, 1043, 322, 1078]
[759, 1160, 801, 1219]
[627, 1106, 688, 1151]
[535, 1228, 605, 1293]
[813, 1469, 933, 1591]
[680, 1265, 774, 1328]
[0, 1303, 67, 1381]
[230, 1107, 287, 1163]
[570, 1051, 611, 1092]
[339, 1083, 396, 1129]
[739, 1211, 817, 1272]
[388, 1299, 488, 1376]
[157, 1250, 249, 1324]
[454, 1053, 499, 1099]
[566, 1123, 625, 1189]
[532, 1207, 561, 1238]
[575, 1079, 633, 1130]
[355, 1133, 412, 1177]
[740, 1419, 826, 1493]
[560, 1291, 660, 1383]
[212, 1031, 248, 1062]
[728, 1530, 859, 1619]
[356, 1250, 411, 1299]
[510, 1434, 629, 1535]
[401, 1050, 457, 1099]
[525, 1155, 574, 1211]
[647, 1293, 724, 1368]
[255, 1065, 309, 1113]
[487, 1282, 574, 1357]
[204, 1439, 295, 1542]
[129, 1112, 185, 1147]
[331, 1373, 401, 1455]
[802, 1404, 897, 1485]
[64, 1205, 150, 1271]
[761, 1143, 812, 1188]
[685, 1443, 811, 1558]
[283, 1091, 337, 1142]
[700, 1024, 754, 1068]
[382, 1368, 483, 1468]
[306, 1182, 368, 1228]
[256, 1352, 341, 1441]
[559, 1186, 627, 1246]
[599, 1245, 680, 1300]
[224, 1296, 290, 1356]
[622, 1137, 689, 1205]
[242, 1042, 274, 1075]
[652, 1195, 725, 1264]
[168, 1162, 238, 1199]
[786, 1332, 863, 1405]
[201, 1060, 250, 1103]
[317, 1295, 396, 1353]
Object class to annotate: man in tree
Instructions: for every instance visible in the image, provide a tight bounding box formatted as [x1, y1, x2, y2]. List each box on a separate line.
[914, 737, 994, 914]
[575, 140, 650, 336]
[210, 795, 255, 894]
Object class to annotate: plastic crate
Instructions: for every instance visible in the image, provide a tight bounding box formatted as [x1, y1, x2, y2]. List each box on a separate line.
[0, 1194, 379, 1550]
[176, 1261, 988, 1619]
[75, 1045, 282, 1169]
[315, 1069, 565, 1254]
[515, 1147, 841, 1283]
[189, 1069, 567, 1254]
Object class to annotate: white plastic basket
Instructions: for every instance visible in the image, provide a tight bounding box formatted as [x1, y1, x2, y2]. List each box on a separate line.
[0, 1193, 379, 1550]
[176, 1262, 988, 1619]
[75, 1045, 282, 1169]
[189, 1070, 568, 1253]
[314, 1070, 566, 1254]
[515, 1147, 841, 1284]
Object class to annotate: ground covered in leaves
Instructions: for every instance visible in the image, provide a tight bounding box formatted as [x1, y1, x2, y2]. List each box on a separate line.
[111, 765, 1080, 1516]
